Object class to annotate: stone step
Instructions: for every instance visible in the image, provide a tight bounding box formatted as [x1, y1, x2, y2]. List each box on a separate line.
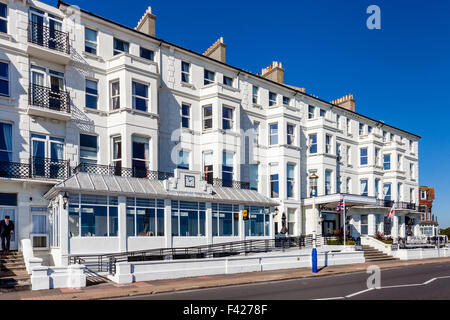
[0, 279, 31, 292]
[365, 257, 398, 262]
[0, 270, 29, 281]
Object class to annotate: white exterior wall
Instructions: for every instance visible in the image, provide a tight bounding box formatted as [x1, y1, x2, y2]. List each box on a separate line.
[0, 1, 420, 263]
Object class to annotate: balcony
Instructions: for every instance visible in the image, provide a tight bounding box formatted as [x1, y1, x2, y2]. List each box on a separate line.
[0, 158, 71, 182]
[73, 163, 174, 181]
[74, 163, 251, 190]
[376, 199, 417, 211]
[28, 84, 71, 121]
[27, 21, 71, 64]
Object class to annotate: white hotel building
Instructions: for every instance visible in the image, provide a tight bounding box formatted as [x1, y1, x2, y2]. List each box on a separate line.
[0, 0, 421, 266]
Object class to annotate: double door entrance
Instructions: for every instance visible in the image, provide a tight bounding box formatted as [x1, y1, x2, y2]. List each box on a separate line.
[29, 8, 65, 52]
[30, 66, 66, 112]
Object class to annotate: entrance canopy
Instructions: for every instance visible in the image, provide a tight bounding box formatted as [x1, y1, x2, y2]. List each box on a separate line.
[302, 193, 377, 210]
[44, 172, 278, 207]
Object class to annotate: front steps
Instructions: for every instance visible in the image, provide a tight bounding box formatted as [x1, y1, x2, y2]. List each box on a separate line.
[0, 251, 31, 292]
[362, 245, 399, 263]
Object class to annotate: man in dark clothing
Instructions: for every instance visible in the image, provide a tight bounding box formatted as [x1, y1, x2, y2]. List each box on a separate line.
[0, 216, 14, 254]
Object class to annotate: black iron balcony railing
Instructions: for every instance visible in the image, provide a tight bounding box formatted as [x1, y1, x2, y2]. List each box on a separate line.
[0, 157, 70, 180]
[73, 163, 251, 190]
[73, 163, 174, 181]
[377, 199, 417, 210]
[29, 83, 71, 113]
[210, 178, 250, 190]
[28, 21, 70, 54]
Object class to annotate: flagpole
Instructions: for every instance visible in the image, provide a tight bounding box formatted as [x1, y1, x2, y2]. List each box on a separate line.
[343, 198, 346, 246]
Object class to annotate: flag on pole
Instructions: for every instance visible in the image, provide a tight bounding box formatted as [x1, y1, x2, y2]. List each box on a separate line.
[388, 204, 395, 220]
[337, 199, 345, 213]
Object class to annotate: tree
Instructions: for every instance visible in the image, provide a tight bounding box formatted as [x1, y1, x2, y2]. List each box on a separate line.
[440, 228, 450, 237]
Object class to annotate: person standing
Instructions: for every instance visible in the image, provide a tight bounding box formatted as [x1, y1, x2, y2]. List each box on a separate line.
[0, 216, 14, 254]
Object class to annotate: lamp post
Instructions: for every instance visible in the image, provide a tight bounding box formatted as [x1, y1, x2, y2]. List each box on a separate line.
[309, 173, 319, 273]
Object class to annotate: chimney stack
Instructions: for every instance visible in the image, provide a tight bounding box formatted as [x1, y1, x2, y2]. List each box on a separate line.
[203, 37, 226, 63]
[135, 6, 156, 37]
[331, 94, 355, 112]
[261, 61, 284, 84]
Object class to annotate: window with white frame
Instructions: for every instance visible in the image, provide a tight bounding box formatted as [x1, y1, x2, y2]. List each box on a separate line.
[69, 194, 118, 237]
[359, 123, 364, 135]
[140, 47, 154, 61]
[269, 92, 277, 106]
[360, 148, 368, 165]
[110, 80, 120, 110]
[269, 123, 278, 145]
[283, 96, 290, 106]
[286, 164, 295, 198]
[181, 61, 190, 83]
[253, 121, 260, 145]
[132, 136, 150, 177]
[204, 69, 215, 85]
[181, 103, 190, 129]
[112, 136, 122, 169]
[0, 122, 12, 162]
[126, 198, 165, 237]
[222, 151, 234, 187]
[222, 106, 233, 130]
[308, 105, 315, 119]
[203, 105, 213, 130]
[325, 170, 332, 195]
[309, 134, 317, 154]
[325, 135, 332, 154]
[360, 179, 368, 196]
[80, 134, 97, 165]
[383, 183, 392, 201]
[0, 61, 9, 96]
[320, 109, 326, 117]
[287, 124, 295, 145]
[250, 163, 259, 191]
[84, 27, 97, 55]
[223, 75, 233, 87]
[203, 151, 213, 184]
[252, 85, 259, 104]
[177, 150, 190, 170]
[171, 201, 206, 237]
[31, 207, 47, 238]
[270, 163, 279, 198]
[384, 154, 391, 170]
[113, 38, 129, 55]
[420, 190, 427, 200]
[85, 79, 98, 109]
[0, 3, 7, 34]
[132, 81, 149, 112]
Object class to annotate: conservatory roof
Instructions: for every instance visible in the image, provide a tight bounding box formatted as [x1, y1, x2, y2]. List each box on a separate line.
[44, 172, 278, 207]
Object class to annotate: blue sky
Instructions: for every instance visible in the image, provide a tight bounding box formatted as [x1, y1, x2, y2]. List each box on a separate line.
[51, 0, 450, 227]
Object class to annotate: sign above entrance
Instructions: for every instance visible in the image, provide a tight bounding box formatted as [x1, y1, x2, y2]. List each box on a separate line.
[165, 169, 213, 195]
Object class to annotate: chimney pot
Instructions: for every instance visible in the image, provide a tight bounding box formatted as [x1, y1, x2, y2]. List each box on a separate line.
[136, 6, 157, 37]
[261, 61, 284, 84]
[203, 37, 226, 63]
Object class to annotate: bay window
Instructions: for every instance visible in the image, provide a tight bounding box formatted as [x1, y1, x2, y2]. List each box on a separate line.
[325, 170, 332, 195]
[360, 179, 368, 196]
[287, 124, 295, 145]
[325, 135, 331, 154]
[222, 106, 233, 130]
[112, 136, 122, 173]
[110, 80, 120, 110]
[383, 183, 392, 201]
[384, 154, 391, 170]
[360, 148, 368, 165]
[309, 134, 317, 154]
[269, 123, 278, 145]
[286, 164, 295, 198]
[203, 105, 213, 130]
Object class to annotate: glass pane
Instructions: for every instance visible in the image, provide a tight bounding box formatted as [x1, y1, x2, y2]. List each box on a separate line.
[81, 205, 107, 237]
[126, 208, 135, 237]
[136, 208, 155, 236]
[80, 134, 97, 149]
[0, 62, 7, 78]
[171, 211, 179, 236]
[140, 47, 154, 61]
[109, 207, 118, 236]
[157, 209, 164, 236]
[0, 79, 8, 96]
[69, 205, 80, 237]
[0, 3, 6, 18]
[86, 95, 98, 109]
[85, 28, 97, 42]
[133, 82, 148, 98]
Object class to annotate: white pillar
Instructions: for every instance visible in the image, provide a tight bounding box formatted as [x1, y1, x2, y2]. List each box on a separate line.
[368, 213, 376, 236]
[118, 196, 127, 253]
[206, 202, 212, 245]
[297, 206, 303, 236]
[239, 205, 245, 240]
[59, 193, 69, 266]
[164, 199, 172, 248]
[400, 215, 406, 238]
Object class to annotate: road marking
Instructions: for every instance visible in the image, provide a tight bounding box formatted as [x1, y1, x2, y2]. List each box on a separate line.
[314, 275, 450, 300]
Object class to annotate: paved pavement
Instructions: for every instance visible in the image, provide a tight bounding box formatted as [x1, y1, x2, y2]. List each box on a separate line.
[1, 257, 450, 300]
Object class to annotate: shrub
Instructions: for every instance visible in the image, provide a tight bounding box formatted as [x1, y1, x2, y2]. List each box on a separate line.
[375, 232, 384, 241]
[327, 240, 356, 246]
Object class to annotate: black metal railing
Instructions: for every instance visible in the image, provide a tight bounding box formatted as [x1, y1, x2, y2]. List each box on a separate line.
[28, 21, 70, 54]
[377, 199, 395, 208]
[210, 178, 250, 190]
[73, 162, 174, 181]
[73, 163, 251, 190]
[397, 202, 417, 210]
[69, 235, 319, 274]
[0, 157, 70, 180]
[29, 83, 71, 113]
